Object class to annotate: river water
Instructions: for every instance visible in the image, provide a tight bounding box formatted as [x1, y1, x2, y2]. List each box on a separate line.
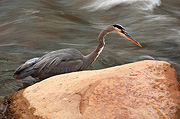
[0, 0, 179, 103]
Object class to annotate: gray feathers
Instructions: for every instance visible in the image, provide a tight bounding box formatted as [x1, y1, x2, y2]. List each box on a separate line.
[14, 48, 84, 79]
[14, 58, 39, 79]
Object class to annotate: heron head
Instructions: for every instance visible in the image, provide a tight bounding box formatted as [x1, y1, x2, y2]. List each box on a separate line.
[112, 24, 142, 47]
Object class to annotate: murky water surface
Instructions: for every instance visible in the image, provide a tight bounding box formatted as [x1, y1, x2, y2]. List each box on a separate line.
[0, 0, 180, 101]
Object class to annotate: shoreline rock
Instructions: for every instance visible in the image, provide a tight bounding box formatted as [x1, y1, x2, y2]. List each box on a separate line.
[5, 60, 180, 119]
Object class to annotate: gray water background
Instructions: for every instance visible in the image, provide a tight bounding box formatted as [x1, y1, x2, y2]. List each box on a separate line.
[0, 0, 179, 102]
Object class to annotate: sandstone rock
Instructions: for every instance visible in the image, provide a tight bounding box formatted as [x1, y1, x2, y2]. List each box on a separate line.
[6, 60, 180, 119]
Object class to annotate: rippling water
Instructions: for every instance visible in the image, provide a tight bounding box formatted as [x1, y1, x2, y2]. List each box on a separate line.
[0, 0, 180, 102]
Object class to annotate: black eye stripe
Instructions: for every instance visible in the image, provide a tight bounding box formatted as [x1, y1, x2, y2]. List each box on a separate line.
[112, 24, 125, 30]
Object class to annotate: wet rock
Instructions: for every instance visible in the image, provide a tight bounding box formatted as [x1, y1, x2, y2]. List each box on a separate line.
[5, 60, 180, 119]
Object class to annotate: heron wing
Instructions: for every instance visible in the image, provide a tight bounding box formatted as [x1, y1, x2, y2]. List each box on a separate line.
[14, 57, 39, 74]
[37, 59, 83, 79]
[32, 48, 84, 79]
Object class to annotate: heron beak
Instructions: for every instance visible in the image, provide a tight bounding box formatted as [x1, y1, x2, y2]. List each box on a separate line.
[115, 30, 142, 47]
[124, 32, 142, 47]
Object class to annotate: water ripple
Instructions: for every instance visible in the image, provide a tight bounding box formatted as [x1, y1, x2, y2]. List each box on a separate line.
[81, 0, 161, 11]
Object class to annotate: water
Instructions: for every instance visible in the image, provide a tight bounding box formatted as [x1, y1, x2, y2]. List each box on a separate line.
[0, 0, 179, 103]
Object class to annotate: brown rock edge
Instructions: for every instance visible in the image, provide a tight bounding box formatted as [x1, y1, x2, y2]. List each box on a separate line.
[5, 60, 180, 119]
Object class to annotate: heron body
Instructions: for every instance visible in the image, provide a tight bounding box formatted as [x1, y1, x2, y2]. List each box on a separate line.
[14, 24, 142, 79]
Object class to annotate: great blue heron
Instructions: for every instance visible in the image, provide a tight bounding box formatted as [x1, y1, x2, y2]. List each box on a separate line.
[13, 24, 142, 79]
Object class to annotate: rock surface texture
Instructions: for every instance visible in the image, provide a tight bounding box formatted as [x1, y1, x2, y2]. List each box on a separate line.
[6, 60, 180, 119]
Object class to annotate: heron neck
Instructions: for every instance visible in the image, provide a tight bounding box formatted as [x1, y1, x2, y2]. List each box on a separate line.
[81, 29, 110, 70]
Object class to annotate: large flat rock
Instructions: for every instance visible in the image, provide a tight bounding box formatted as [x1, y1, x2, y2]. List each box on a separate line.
[6, 60, 180, 119]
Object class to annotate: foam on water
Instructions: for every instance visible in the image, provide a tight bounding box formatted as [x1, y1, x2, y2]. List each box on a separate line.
[82, 0, 161, 11]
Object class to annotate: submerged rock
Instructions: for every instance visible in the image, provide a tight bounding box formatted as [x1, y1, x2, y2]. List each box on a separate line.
[5, 60, 180, 119]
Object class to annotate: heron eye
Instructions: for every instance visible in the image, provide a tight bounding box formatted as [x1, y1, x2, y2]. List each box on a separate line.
[122, 30, 126, 34]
